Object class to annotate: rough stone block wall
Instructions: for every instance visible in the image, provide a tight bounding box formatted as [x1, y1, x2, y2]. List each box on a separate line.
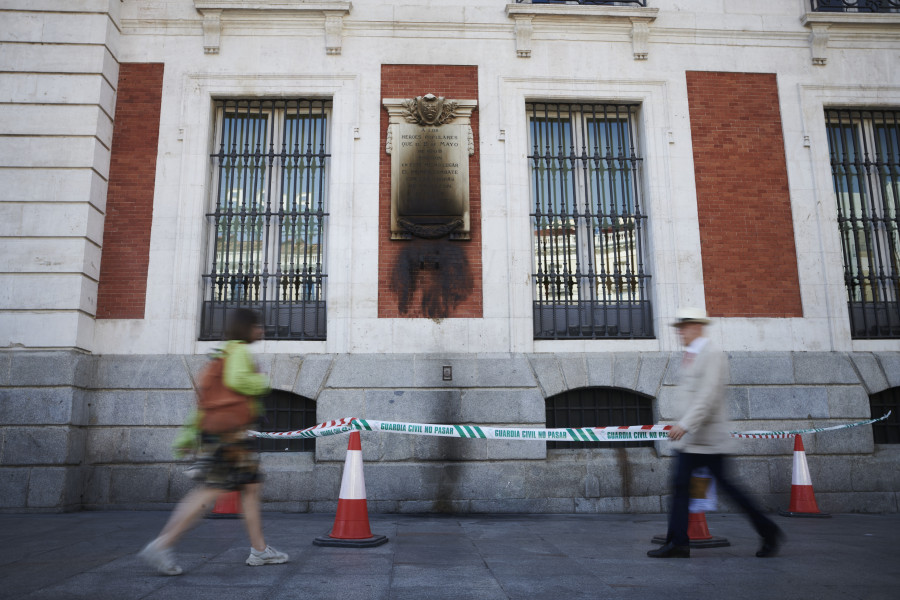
[81, 355, 199, 508]
[1, 351, 898, 513]
[378, 64, 483, 319]
[0, 351, 90, 511]
[95, 63, 164, 319]
[686, 71, 803, 318]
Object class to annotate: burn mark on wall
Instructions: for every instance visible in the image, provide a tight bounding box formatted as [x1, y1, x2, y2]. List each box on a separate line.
[394, 240, 471, 318]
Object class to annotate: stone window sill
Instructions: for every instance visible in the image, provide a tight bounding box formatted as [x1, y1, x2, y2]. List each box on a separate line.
[507, 4, 658, 20]
[802, 12, 900, 27]
[194, 1, 350, 10]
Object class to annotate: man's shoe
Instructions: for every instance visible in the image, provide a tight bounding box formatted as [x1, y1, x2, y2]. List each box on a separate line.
[756, 527, 785, 558]
[246, 545, 289, 566]
[647, 542, 690, 558]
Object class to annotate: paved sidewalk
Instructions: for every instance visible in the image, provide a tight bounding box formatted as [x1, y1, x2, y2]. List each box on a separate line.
[0, 511, 898, 599]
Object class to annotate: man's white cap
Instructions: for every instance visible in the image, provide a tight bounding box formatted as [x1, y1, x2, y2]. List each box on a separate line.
[671, 307, 711, 327]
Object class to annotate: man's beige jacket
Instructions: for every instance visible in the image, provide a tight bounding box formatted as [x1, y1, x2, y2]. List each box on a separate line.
[672, 341, 735, 454]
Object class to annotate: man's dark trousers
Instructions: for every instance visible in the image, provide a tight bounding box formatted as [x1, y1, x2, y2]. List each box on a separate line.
[667, 451, 778, 546]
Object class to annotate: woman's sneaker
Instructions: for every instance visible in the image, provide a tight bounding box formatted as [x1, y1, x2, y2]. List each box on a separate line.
[139, 540, 183, 576]
[246, 545, 289, 566]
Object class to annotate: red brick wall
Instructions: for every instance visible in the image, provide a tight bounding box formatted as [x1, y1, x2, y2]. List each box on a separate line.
[379, 65, 483, 318]
[686, 71, 802, 318]
[96, 63, 164, 319]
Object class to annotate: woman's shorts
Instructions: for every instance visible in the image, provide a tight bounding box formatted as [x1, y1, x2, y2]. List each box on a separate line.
[193, 431, 263, 490]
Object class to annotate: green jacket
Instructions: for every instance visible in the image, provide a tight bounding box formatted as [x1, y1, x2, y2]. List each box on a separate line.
[173, 341, 270, 457]
[220, 340, 270, 397]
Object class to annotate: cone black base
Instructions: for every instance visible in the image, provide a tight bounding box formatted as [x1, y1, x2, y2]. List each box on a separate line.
[313, 534, 389, 548]
[778, 510, 831, 518]
[651, 534, 730, 548]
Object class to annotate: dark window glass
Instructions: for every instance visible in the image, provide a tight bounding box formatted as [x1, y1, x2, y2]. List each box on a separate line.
[522, 1, 648, 6]
[825, 109, 900, 339]
[546, 387, 654, 449]
[255, 389, 317, 452]
[870, 387, 900, 444]
[811, 1, 899, 13]
[528, 102, 653, 339]
[201, 98, 330, 341]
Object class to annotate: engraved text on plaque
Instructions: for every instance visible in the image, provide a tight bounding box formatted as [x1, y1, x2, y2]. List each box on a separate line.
[384, 95, 477, 240]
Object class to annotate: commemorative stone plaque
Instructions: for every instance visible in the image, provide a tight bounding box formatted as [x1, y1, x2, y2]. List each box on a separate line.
[384, 94, 477, 240]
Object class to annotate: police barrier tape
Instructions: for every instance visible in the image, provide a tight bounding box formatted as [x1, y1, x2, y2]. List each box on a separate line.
[729, 411, 890, 439]
[249, 412, 890, 443]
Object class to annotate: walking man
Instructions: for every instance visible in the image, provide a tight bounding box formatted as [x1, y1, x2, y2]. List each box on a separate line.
[648, 308, 784, 558]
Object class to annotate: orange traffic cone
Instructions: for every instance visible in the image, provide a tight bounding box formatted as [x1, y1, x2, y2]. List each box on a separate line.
[208, 490, 241, 519]
[779, 435, 830, 518]
[313, 431, 388, 547]
[687, 512, 730, 547]
[652, 512, 730, 548]
[652, 469, 729, 548]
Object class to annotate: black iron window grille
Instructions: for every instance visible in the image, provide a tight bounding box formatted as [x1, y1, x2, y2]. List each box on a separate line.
[825, 109, 900, 339]
[869, 387, 900, 444]
[201, 99, 330, 341]
[811, 1, 900, 13]
[546, 387, 654, 449]
[528, 102, 653, 339]
[255, 389, 317, 452]
[518, 1, 648, 6]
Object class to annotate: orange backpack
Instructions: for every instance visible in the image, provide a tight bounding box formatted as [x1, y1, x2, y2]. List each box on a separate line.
[196, 356, 253, 434]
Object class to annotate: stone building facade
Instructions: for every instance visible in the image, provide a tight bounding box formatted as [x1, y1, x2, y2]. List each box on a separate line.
[1, 0, 899, 513]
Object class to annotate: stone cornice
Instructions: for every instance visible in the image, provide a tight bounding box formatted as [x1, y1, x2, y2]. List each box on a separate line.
[505, 3, 657, 61]
[801, 11, 900, 67]
[193, 1, 351, 55]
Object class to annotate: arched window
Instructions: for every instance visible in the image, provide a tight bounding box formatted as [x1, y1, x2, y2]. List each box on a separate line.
[255, 389, 317, 452]
[545, 387, 654, 449]
[870, 387, 900, 444]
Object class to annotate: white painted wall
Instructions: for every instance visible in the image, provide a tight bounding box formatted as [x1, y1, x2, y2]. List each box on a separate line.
[0, 0, 121, 350]
[3, 1, 899, 354]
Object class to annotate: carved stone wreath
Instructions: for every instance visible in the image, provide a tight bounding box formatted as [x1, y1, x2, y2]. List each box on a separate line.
[397, 218, 464, 240]
[401, 94, 460, 126]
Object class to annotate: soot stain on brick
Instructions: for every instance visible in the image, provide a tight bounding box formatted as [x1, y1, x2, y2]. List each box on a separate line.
[395, 241, 470, 318]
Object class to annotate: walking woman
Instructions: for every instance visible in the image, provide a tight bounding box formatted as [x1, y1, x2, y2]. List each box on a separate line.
[140, 308, 288, 575]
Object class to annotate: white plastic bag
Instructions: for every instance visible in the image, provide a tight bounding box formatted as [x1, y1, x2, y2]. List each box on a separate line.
[688, 467, 717, 513]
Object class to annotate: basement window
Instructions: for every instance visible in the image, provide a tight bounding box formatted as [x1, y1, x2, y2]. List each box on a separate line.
[545, 386, 654, 449]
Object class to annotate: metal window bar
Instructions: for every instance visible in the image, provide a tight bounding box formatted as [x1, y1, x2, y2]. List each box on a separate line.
[255, 390, 317, 452]
[201, 99, 330, 340]
[870, 387, 900, 444]
[825, 109, 900, 339]
[528, 102, 653, 339]
[812, 1, 900, 13]
[546, 387, 654, 449]
[518, 1, 648, 6]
